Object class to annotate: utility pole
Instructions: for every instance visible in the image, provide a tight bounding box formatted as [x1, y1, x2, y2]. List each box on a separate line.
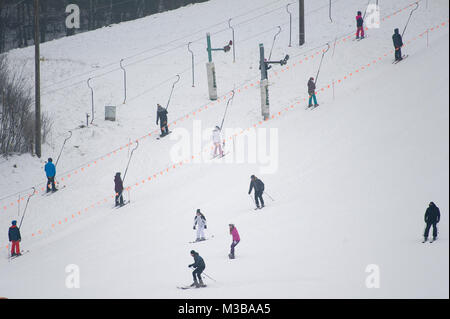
[299, 0, 305, 46]
[34, 0, 41, 158]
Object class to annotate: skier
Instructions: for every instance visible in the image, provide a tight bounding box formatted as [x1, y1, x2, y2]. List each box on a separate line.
[8, 220, 21, 257]
[423, 202, 441, 243]
[188, 250, 206, 287]
[44, 158, 57, 193]
[356, 11, 365, 39]
[156, 104, 169, 137]
[392, 28, 404, 62]
[248, 175, 265, 209]
[193, 209, 207, 242]
[307, 77, 319, 108]
[228, 224, 240, 259]
[212, 126, 224, 158]
[114, 172, 124, 207]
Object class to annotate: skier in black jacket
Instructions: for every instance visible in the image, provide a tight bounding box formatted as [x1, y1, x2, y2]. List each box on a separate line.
[307, 77, 318, 108]
[392, 28, 404, 61]
[8, 220, 21, 257]
[114, 172, 124, 207]
[423, 202, 441, 242]
[156, 104, 169, 137]
[188, 250, 206, 288]
[248, 175, 265, 209]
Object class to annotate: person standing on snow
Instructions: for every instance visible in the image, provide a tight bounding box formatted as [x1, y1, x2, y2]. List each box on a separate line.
[114, 172, 125, 207]
[212, 126, 224, 158]
[356, 11, 365, 39]
[44, 158, 57, 193]
[423, 202, 441, 242]
[307, 77, 319, 108]
[8, 220, 21, 257]
[228, 224, 240, 259]
[193, 209, 207, 242]
[188, 250, 206, 287]
[392, 28, 404, 62]
[248, 175, 265, 209]
[156, 104, 169, 137]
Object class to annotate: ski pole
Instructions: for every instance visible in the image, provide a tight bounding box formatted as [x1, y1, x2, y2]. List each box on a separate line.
[248, 193, 256, 205]
[264, 191, 275, 202]
[202, 272, 218, 282]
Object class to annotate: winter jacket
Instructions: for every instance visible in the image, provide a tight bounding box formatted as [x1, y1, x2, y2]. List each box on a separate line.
[425, 204, 441, 223]
[194, 214, 207, 229]
[307, 79, 316, 95]
[114, 175, 124, 193]
[45, 162, 56, 177]
[356, 15, 364, 27]
[156, 106, 168, 125]
[249, 178, 265, 194]
[8, 225, 21, 242]
[231, 227, 240, 242]
[392, 29, 403, 48]
[212, 128, 222, 144]
[189, 252, 205, 269]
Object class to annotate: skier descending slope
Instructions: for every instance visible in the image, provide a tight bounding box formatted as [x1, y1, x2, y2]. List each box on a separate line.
[423, 202, 441, 243]
[156, 104, 169, 137]
[114, 172, 125, 207]
[392, 28, 404, 62]
[188, 250, 206, 288]
[193, 209, 207, 242]
[8, 221, 21, 257]
[212, 126, 224, 158]
[355, 11, 365, 39]
[44, 158, 57, 193]
[228, 224, 240, 259]
[248, 175, 265, 209]
[307, 77, 319, 108]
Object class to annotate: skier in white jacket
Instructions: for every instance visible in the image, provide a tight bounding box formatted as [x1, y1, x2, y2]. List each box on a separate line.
[193, 209, 207, 242]
[212, 126, 224, 158]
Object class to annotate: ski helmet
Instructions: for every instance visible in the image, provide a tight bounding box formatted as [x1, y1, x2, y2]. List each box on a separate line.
[190, 250, 196, 255]
[48, 158, 53, 162]
[12, 220, 17, 226]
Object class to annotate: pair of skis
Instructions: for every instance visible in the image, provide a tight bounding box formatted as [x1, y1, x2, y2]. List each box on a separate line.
[393, 55, 409, 64]
[8, 250, 30, 261]
[189, 235, 214, 244]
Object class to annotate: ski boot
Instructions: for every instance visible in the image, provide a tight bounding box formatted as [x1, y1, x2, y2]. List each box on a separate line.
[198, 279, 206, 287]
[314, 104, 319, 107]
[228, 253, 235, 259]
[422, 237, 428, 243]
[190, 280, 199, 287]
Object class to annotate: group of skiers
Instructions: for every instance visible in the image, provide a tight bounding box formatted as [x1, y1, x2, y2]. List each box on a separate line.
[307, 11, 405, 107]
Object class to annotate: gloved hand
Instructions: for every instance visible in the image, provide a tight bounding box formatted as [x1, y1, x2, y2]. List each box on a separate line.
[193, 226, 196, 230]
[204, 225, 207, 229]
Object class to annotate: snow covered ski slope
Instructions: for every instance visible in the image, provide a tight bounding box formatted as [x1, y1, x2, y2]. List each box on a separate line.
[0, 0, 448, 298]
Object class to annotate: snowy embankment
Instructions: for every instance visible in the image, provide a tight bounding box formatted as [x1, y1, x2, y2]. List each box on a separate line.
[0, 0, 448, 298]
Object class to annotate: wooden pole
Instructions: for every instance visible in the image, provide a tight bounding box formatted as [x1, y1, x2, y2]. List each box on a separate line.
[34, 0, 41, 158]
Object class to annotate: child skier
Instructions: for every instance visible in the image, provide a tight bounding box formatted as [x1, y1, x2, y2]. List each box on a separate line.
[193, 209, 207, 242]
[356, 11, 365, 39]
[44, 158, 57, 193]
[248, 175, 265, 209]
[8, 220, 21, 257]
[392, 28, 404, 62]
[156, 104, 169, 137]
[188, 250, 206, 287]
[228, 224, 240, 259]
[114, 172, 124, 207]
[212, 126, 224, 158]
[307, 77, 319, 108]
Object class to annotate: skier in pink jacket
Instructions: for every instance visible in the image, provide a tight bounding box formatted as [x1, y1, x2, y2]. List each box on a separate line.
[228, 224, 240, 259]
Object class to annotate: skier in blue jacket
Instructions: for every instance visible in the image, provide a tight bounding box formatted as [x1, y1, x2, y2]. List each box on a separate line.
[44, 158, 57, 193]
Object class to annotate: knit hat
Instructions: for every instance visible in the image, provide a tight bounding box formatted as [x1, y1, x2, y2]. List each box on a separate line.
[48, 158, 53, 162]
[190, 250, 196, 255]
[12, 220, 17, 226]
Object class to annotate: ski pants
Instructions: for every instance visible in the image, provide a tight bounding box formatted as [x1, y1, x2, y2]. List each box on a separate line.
[196, 226, 205, 240]
[160, 121, 169, 135]
[192, 265, 205, 282]
[308, 93, 318, 106]
[424, 222, 438, 239]
[115, 191, 124, 206]
[214, 143, 223, 157]
[11, 241, 20, 255]
[254, 190, 264, 208]
[230, 240, 240, 256]
[46, 176, 56, 192]
[395, 47, 402, 60]
[356, 26, 365, 38]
